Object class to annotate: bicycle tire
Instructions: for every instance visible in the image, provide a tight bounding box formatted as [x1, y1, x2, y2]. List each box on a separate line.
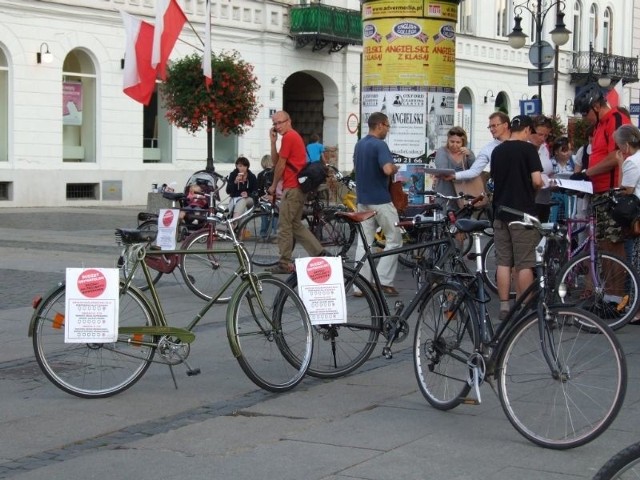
[498, 307, 627, 449]
[413, 282, 480, 410]
[180, 230, 240, 302]
[31, 282, 157, 398]
[238, 210, 281, 267]
[557, 251, 640, 330]
[315, 209, 357, 259]
[593, 441, 640, 479]
[284, 266, 382, 378]
[226, 275, 312, 392]
[480, 238, 516, 299]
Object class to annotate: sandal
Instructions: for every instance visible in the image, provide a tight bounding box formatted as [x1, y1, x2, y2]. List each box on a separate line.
[379, 285, 399, 296]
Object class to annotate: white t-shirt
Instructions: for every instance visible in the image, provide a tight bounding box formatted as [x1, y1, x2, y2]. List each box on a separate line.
[621, 151, 640, 197]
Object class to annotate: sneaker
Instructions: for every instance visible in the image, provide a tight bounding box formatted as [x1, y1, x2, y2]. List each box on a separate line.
[265, 263, 294, 274]
[379, 285, 399, 296]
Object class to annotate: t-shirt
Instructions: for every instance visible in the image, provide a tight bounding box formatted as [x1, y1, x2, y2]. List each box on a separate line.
[306, 142, 325, 163]
[621, 152, 640, 198]
[590, 107, 630, 193]
[353, 134, 393, 205]
[280, 129, 307, 190]
[490, 139, 543, 222]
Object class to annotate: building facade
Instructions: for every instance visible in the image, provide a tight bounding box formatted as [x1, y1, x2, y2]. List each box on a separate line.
[0, 0, 637, 207]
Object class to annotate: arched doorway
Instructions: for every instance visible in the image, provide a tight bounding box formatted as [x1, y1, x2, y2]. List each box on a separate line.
[283, 72, 324, 145]
[494, 91, 510, 115]
[457, 87, 473, 149]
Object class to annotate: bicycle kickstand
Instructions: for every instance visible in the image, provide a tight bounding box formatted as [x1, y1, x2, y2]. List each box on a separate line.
[462, 353, 486, 405]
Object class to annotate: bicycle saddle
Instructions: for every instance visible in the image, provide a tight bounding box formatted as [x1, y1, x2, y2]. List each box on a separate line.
[115, 228, 157, 245]
[455, 218, 491, 233]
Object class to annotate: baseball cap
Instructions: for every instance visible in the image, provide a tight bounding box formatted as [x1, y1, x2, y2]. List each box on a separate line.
[510, 115, 536, 133]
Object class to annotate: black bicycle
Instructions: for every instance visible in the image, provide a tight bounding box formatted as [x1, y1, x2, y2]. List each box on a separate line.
[413, 206, 627, 449]
[593, 441, 640, 479]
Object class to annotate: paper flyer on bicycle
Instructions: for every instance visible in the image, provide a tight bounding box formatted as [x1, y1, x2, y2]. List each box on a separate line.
[156, 208, 180, 250]
[64, 268, 119, 343]
[295, 257, 347, 325]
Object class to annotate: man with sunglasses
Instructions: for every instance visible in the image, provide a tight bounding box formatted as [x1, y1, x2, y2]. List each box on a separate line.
[571, 83, 631, 252]
[266, 110, 328, 273]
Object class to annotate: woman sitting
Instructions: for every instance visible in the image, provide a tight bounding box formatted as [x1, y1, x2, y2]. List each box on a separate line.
[226, 156, 257, 221]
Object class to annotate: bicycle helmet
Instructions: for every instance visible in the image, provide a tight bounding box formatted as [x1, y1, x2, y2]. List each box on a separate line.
[573, 82, 605, 115]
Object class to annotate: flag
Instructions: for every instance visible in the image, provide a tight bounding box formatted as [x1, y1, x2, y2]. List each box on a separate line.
[121, 11, 157, 105]
[607, 80, 623, 109]
[202, 0, 212, 87]
[152, 0, 187, 80]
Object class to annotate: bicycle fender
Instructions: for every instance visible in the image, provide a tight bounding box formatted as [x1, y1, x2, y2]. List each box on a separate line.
[28, 283, 65, 338]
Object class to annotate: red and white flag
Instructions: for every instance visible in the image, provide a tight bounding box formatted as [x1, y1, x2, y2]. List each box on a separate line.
[152, 0, 187, 80]
[202, 0, 212, 87]
[607, 80, 623, 109]
[121, 11, 157, 105]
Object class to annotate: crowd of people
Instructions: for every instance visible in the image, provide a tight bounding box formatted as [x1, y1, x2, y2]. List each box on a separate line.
[171, 87, 639, 317]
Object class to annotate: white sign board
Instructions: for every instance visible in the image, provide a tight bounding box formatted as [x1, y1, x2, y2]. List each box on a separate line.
[156, 208, 180, 250]
[295, 257, 347, 325]
[65, 268, 119, 343]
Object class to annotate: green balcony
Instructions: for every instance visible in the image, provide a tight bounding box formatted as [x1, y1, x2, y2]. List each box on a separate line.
[290, 4, 362, 53]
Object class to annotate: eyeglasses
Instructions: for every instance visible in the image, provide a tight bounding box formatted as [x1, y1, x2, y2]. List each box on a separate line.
[487, 122, 506, 129]
[272, 119, 289, 127]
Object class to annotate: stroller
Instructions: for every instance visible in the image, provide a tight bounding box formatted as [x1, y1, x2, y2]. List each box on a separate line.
[137, 170, 228, 234]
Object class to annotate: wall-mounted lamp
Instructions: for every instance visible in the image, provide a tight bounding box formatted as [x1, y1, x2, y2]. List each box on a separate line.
[271, 76, 278, 84]
[564, 99, 574, 112]
[36, 42, 53, 64]
[598, 59, 612, 88]
[484, 89, 495, 104]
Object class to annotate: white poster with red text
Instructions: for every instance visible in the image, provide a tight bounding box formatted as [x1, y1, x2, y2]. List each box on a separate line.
[295, 257, 346, 325]
[157, 208, 180, 250]
[65, 268, 119, 343]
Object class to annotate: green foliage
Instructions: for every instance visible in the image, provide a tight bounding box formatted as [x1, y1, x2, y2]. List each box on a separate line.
[160, 52, 260, 135]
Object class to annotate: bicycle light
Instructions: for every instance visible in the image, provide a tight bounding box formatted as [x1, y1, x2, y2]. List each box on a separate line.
[557, 282, 567, 300]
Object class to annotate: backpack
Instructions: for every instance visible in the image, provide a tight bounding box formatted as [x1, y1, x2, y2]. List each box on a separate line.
[296, 161, 327, 193]
[611, 193, 640, 228]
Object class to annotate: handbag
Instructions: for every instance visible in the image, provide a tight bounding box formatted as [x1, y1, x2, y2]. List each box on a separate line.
[453, 157, 488, 209]
[389, 180, 408, 214]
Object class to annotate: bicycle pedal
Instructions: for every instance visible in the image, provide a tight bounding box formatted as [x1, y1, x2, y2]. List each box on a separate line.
[460, 397, 480, 405]
[186, 368, 201, 376]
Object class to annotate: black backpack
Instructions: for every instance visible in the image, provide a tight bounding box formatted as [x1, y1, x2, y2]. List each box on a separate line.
[296, 162, 327, 193]
[611, 193, 640, 228]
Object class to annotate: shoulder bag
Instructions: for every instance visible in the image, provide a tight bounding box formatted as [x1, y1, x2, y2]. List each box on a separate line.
[453, 156, 488, 209]
[389, 179, 408, 214]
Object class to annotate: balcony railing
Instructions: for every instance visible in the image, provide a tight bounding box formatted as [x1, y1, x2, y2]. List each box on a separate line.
[570, 50, 639, 85]
[290, 4, 362, 53]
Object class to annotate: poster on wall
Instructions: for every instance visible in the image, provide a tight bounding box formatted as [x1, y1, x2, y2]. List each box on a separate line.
[361, 87, 428, 163]
[63, 82, 83, 126]
[362, 18, 456, 87]
[426, 90, 456, 154]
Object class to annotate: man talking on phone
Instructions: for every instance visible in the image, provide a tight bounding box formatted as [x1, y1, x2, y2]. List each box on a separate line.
[266, 110, 328, 273]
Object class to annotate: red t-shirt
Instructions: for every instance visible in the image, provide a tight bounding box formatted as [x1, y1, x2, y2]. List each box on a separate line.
[279, 129, 307, 189]
[590, 107, 630, 193]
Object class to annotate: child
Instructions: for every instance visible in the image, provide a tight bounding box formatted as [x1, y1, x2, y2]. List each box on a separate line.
[180, 183, 208, 224]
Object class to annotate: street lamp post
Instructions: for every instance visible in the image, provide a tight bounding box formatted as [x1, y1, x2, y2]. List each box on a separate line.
[507, 1, 571, 117]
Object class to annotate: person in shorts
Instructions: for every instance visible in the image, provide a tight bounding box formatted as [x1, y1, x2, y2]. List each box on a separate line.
[490, 115, 544, 319]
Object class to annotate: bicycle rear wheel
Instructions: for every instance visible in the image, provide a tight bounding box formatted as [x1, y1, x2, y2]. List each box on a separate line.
[238, 211, 281, 267]
[227, 275, 312, 392]
[123, 220, 164, 291]
[181, 230, 240, 302]
[557, 251, 640, 330]
[593, 441, 640, 480]
[314, 209, 357, 259]
[31, 283, 157, 398]
[413, 282, 479, 410]
[284, 267, 382, 378]
[498, 307, 626, 449]
[481, 238, 516, 299]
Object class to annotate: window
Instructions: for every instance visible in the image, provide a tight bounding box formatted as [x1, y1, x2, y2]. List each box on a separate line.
[143, 88, 172, 163]
[572, 1, 582, 52]
[457, 0, 473, 34]
[589, 3, 597, 47]
[496, 0, 511, 37]
[603, 7, 612, 54]
[214, 130, 238, 163]
[62, 50, 96, 163]
[0, 46, 7, 162]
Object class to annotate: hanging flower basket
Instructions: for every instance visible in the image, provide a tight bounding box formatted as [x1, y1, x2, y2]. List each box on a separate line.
[160, 51, 260, 135]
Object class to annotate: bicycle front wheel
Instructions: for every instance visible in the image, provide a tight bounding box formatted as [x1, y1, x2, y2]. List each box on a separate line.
[593, 441, 640, 480]
[498, 307, 627, 449]
[181, 230, 240, 302]
[227, 275, 312, 392]
[284, 267, 382, 378]
[413, 282, 479, 410]
[557, 251, 640, 330]
[31, 283, 157, 398]
[238, 211, 281, 267]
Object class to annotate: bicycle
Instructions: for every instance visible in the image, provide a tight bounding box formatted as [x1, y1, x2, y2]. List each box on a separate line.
[29, 207, 314, 397]
[593, 441, 640, 479]
[482, 190, 640, 329]
[413, 206, 627, 449]
[280, 197, 480, 379]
